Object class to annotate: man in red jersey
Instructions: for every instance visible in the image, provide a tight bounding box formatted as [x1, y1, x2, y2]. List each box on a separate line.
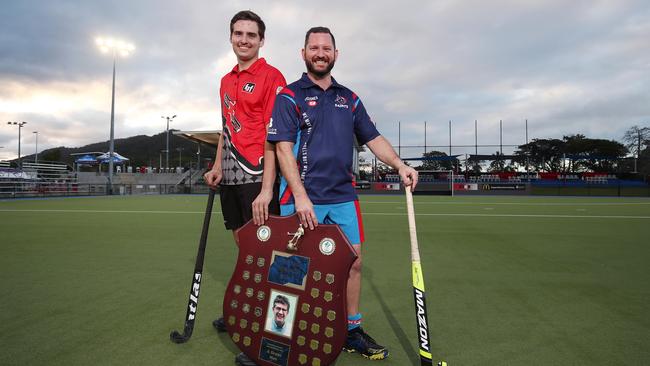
[203, 10, 286, 366]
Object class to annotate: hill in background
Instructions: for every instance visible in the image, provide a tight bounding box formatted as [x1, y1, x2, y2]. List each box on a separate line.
[17, 130, 217, 169]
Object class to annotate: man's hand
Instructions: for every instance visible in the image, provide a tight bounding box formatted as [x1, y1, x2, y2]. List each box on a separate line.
[295, 195, 318, 230]
[252, 189, 273, 225]
[399, 164, 419, 192]
[203, 167, 222, 189]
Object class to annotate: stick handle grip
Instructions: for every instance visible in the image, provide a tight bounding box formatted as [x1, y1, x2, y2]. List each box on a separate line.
[405, 188, 420, 262]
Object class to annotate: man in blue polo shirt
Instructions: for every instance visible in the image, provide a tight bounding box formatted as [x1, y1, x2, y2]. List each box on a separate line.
[268, 26, 418, 360]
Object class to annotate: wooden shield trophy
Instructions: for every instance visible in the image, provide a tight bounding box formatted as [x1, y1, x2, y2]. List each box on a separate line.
[223, 214, 357, 366]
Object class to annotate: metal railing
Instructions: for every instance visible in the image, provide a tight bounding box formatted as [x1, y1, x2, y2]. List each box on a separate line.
[0, 181, 214, 199]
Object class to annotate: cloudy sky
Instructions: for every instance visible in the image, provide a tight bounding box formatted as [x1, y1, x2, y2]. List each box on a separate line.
[1, 0, 648, 161]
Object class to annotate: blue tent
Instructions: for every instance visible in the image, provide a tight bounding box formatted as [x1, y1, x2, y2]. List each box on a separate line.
[96, 152, 129, 164]
[75, 154, 98, 165]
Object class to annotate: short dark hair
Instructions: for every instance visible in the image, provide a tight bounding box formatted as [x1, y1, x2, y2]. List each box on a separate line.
[273, 295, 290, 310]
[304, 26, 336, 49]
[230, 10, 266, 40]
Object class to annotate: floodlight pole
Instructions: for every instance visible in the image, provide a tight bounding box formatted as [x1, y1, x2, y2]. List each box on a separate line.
[159, 150, 164, 171]
[398, 121, 401, 158]
[33, 131, 38, 164]
[96, 36, 135, 194]
[525, 119, 529, 181]
[108, 53, 117, 194]
[448, 120, 452, 157]
[424, 120, 427, 155]
[7, 121, 27, 169]
[499, 119, 503, 155]
[177, 147, 183, 168]
[162, 115, 177, 170]
[474, 119, 478, 155]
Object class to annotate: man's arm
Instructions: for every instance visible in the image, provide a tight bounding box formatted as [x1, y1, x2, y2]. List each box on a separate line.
[204, 130, 224, 188]
[275, 141, 318, 229]
[252, 72, 287, 225]
[252, 141, 277, 224]
[366, 135, 419, 191]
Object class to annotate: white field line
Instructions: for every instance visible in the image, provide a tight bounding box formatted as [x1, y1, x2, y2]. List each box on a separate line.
[1, 209, 649, 219]
[362, 201, 650, 206]
[364, 212, 650, 219]
[0, 209, 219, 214]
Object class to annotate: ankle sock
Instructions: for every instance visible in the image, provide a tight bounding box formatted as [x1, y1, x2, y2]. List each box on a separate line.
[347, 313, 362, 331]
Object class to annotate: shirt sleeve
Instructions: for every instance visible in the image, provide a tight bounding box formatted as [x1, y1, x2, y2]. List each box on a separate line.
[263, 70, 287, 128]
[267, 88, 302, 143]
[352, 95, 380, 145]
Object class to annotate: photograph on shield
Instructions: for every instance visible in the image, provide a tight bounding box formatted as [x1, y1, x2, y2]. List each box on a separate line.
[264, 290, 298, 338]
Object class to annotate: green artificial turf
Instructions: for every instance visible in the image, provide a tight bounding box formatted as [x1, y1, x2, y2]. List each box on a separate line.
[1, 195, 648, 365]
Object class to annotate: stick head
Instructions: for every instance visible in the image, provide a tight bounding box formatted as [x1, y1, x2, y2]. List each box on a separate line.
[170, 330, 190, 344]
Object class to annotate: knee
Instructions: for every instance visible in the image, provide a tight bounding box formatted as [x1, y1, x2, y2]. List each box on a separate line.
[350, 256, 362, 275]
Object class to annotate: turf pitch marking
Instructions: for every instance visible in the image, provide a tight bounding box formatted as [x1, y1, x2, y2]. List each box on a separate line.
[1, 208, 649, 219]
[362, 200, 650, 206]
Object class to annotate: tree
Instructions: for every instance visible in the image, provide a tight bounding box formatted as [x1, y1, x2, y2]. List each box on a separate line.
[622, 125, 650, 158]
[513, 138, 565, 172]
[513, 135, 627, 173]
[487, 151, 508, 172]
[563, 134, 627, 173]
[622, 125, 650, 173]
[418, 150, 453, 171]
[639, 147, 650, 177]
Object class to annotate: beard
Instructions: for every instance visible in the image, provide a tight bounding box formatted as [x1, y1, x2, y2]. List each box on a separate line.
[305, 58, 336, 78]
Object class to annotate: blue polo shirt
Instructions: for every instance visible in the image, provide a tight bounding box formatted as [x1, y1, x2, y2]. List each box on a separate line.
[268, 73, 380, 204]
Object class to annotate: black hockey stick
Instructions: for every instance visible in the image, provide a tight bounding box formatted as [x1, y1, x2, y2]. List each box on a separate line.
[170, 189, 216, 343]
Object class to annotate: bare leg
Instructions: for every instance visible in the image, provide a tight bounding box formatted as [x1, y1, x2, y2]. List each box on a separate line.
[347, 244, 362, 317]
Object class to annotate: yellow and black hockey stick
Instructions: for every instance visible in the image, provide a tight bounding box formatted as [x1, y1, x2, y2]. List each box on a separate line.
[405, 188, 447, 366]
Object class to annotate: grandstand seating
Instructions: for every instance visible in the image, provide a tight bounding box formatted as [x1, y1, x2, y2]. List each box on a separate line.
[0, 161, 77, 198]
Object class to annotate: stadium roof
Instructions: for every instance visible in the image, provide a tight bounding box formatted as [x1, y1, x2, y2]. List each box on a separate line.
[173, 130, 222, 148]
[468, 154, 518, 161]
[402, 155, 462, 161]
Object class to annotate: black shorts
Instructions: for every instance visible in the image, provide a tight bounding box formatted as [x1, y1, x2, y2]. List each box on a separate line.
[219, 182, 280, 230]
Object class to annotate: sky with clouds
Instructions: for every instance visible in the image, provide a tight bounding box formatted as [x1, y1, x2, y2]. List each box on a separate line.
[1, 0, 648, 161]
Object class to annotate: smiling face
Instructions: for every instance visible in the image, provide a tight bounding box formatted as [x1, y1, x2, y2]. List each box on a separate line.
[273, 302, 288, 327]
[230, 20, 264, 65]
[302, 32, 338, 79]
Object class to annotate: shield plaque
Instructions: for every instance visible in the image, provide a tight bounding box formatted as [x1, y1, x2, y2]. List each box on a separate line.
[223, 214, 357, 366]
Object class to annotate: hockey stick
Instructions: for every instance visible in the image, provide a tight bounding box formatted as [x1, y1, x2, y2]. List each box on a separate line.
[170, 189, 216, 343]
[405, 188, 446, 366]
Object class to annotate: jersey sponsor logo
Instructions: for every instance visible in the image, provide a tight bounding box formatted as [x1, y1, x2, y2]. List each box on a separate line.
[334, 94, 348, 109]
[243, 82, 256, 94]
[305, 96, 318, 107]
